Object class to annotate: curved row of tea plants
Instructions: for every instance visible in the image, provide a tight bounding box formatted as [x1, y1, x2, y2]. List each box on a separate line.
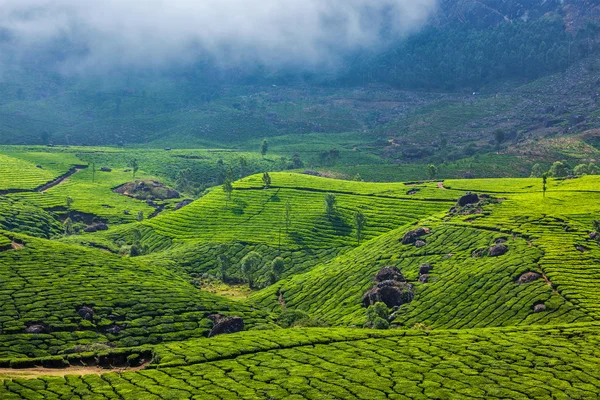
[2, 323, 600, 399]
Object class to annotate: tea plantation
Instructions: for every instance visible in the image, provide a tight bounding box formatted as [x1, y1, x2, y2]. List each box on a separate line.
[1, 147, 600, 398]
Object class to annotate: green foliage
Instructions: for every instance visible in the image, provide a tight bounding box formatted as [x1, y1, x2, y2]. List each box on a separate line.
[240, 251, 262, 288]
[271, 257, 285, 283]
[530, 163, 543, 178]
[548, 161, 570, 177]
[260, 138, 268, 157]
[354, 210, 366, 245]
[261, 172, 271, 188]
[324, 193, 337, 218]
[574, 163, 598, 176]
[351, 20, 585, 90]
[426, 164, 438, 180]
[494, 129, 506, 151]
[222, 170, 234, 205]
[366, 302, 389, 330]
[0, 234, 263, 358]
[63, 217, 73, 235]
[129, 158, 139, 178]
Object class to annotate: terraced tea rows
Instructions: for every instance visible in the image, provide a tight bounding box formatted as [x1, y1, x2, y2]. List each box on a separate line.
[145, 174, 452, 249]
[0, 152, 80, 191]
[0, 198, 63, 238]
[0, 233, 266, 359]
[2, 324, 600, 399]
[142, 240, 346, 285]
[252, 222, 591, 328]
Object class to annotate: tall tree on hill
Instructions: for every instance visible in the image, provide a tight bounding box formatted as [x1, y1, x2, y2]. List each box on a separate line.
[542, 172, 549, 198]
[130, 159, 139, 178]
[354, 210, 367, 245]
[494, 129, 506, 152]
[223, 169, 234, 208]
[530, 164, 542, 178]
[324, 193, 337, 219]
[427, 164, 438, 180]
[241, 251, 262, 289]
[64, 217, 73, 236]
[262, 172, 271, 188]
[238, 156, 248, 178]
[271, 257, 285, 283]
[217, 255, 228, 282]
[91, 161, 96, 183]
[261, 139, 269, 158]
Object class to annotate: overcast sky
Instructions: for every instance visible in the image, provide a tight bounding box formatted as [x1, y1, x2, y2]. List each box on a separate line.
[0, 0, 438, 72]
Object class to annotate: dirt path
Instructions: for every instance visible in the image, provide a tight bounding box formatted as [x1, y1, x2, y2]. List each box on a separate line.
[0, 364, 147, 380]
[38, 167, 85, 193]
[437, 182, 446, 190]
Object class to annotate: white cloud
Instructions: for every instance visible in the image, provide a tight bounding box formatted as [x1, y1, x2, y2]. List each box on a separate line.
[0, 0, 438, 71]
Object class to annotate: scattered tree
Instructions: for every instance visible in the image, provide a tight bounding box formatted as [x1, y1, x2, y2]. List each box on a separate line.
[318, 148, 341, 166]
[66, 196, 74, 209]
[223, 169, 234, 207]
[129, 159, 139, 178]
[324, 193, 337, 218]
[291, 153, 304, 169]
[354, 210, 367, 245]
[64, 217, 73, 236]
[238, 156, 248, 178]
[426, 164, 438, 180]
[284, 200, 292, 232]
[176, 168, 193, 192]
[241, 251, 262, 289]
[548, 161, 569, 177]
[262, 172, 272, 188]
[136, 211, 144, 222]
[494, 129, 506, 152]
[261, 139, 269, 158]
[440, 136, 448, 149]
[542, 172, 549, 198]
[588, 163, 599, 175]
[530, 163, 543, 178]
[366, 302, 389, 330]
[270, 257, 285, 283]
[217, 255, 228, 282]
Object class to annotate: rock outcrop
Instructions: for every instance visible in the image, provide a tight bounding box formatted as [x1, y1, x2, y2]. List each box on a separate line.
[457, 193, 479, 207]
[362, 281, 414, 308]
[401, 227, 430, 245]
[374, 266, 405, 283]
[489, 244, 509, 257]
[208, 315, 245, 337]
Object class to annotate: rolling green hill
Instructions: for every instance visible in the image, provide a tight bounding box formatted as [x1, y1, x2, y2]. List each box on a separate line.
[0, 147, 600, 399]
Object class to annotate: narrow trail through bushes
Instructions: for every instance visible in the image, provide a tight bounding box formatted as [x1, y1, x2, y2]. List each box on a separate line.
[0, 363, 148, 380]
[0, 165, 87, 196]
[39, 167, 85, 193]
